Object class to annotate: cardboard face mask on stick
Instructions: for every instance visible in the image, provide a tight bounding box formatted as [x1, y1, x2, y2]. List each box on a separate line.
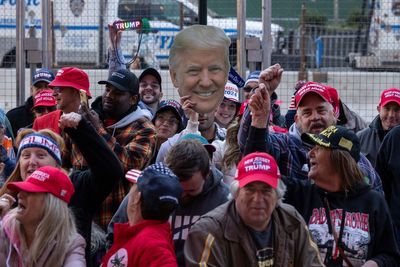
[169, 25, 231, 114]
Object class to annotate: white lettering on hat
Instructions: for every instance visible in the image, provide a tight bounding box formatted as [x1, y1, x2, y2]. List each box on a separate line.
[245, 164, 271, 172]
[34, 73, 52, 79]
[299, 83, 326, 97]
[31, 170, 50, 181]
[56, 69, 64, 76]
[160, 195, 178, 204]
[18, 135, 62, 163]
[112, 72, 126, 79]
[384, 91, 400, 99]
[60, 189, 67, 197]
[244, 156, 271, 172]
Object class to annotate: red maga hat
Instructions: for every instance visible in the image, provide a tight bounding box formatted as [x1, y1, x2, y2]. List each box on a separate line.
[379, 88, 400, 107]
[7, 166, 75, 204]
[235, 152, 280, 189]
[32, 89, 57, 109]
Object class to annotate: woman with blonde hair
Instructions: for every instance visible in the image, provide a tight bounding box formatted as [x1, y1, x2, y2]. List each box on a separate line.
[0, 113, 124, 265]
[0, 166, 85, 266]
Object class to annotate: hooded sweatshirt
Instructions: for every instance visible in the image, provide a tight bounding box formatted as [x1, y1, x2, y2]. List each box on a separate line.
[283, 178, 400, 267]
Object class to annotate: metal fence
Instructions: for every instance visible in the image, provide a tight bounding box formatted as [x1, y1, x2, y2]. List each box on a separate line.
[0, 0, 400, 123]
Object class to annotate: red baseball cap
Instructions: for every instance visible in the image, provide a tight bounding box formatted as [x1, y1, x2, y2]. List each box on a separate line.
[379, 88, 400, 107]
[295, 82, 333, 109]
[32, 89, 57, 109]
[238, 99, 249, 116]
[48, 67, 92, 98]
[235, 152, 280, 188]
[326, 86, 340, 118]
[7, 166, 75, 204]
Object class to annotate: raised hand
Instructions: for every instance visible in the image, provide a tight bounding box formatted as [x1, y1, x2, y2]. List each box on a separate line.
[258, 63, 284, 94]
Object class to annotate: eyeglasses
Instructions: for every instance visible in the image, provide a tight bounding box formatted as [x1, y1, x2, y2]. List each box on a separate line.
[139, 82, 161, 90]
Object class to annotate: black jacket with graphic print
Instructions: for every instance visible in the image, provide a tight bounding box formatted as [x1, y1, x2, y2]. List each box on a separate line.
[283, 178, 400, 267]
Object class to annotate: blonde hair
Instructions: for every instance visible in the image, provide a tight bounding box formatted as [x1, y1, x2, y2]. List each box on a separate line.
[5, 193, 79, 267]
[0, 129, 65, 197]
[169, 25, 231, 72]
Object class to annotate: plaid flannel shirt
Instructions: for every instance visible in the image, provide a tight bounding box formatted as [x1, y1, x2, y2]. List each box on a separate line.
[93, 117, 156, 229]
[238, 106, 383, 193]
[64, 116, 155, 229]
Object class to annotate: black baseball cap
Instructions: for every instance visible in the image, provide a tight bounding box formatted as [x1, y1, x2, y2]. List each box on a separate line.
[301, 125, 361, 162]
[139, 68, 162, 91]
[98, 69, 139, 94]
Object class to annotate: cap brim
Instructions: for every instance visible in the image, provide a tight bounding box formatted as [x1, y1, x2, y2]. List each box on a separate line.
[301, 133, 331, 148]
[380, 100, 400, 107]
[33, 79, 52, 86]
[48, 81, 92, 98]
[296, 91, 330, 108]
[98, 80, 130, 93]
[32, 102, 56, 109]
[153, 106, 183, 125]
[7, 181, 49, 194]
[238, 174, 278, 189]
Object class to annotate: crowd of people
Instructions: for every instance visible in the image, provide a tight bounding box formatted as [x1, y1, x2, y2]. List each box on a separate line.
[0, 22, 399, 267]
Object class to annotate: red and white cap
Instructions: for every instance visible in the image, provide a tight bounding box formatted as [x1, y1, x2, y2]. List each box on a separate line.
[379, 88, 400, 107]
[224, 82, 240, 103]
[48, 67, 92, 98]
[235, 152, 280, 188]
[7, 166, 75, 204]
[295, 82, 333, 107]
[32, 89, 57, 109]
[125, 169, 142, 183]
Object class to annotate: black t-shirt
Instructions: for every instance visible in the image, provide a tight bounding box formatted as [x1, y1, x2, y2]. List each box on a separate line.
[248, 219, 274, 267]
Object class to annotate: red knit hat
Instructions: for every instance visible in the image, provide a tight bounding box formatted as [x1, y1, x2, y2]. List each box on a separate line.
[7, 166, 75, 204]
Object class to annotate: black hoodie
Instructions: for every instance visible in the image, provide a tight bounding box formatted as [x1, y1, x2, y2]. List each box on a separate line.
[283, 177, 400, 267]
[376, 124, 400, 250]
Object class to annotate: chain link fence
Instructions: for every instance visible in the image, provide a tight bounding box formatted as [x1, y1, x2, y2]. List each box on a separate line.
[0, 0, 399, 122]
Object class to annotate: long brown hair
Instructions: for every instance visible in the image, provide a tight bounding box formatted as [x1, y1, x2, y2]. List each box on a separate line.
[0, 129, 65, 197]
[221, 118, 242, 171]
[330, 149, 364, 193]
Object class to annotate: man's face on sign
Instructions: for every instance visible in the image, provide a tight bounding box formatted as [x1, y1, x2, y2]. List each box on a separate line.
[170, 49, 228, 114]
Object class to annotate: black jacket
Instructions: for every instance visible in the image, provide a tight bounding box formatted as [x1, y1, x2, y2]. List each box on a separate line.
[65, 119, 124, 266]
[283, 178, 400, 267]
[357, 115, 388, 167]
[376, 125, 400, 247]
[6, 96, 35, 137]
